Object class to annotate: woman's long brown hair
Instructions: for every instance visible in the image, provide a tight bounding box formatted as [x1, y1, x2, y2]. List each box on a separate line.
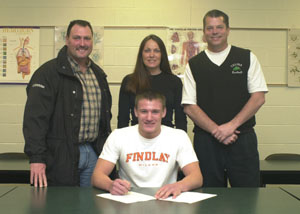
[126, 34, 172, 94]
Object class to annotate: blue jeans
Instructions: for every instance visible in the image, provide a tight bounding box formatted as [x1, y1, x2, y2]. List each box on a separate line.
[78, 143, 98, 187]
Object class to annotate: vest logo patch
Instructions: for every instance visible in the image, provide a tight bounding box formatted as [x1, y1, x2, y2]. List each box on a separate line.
[231, 63, 243, 74]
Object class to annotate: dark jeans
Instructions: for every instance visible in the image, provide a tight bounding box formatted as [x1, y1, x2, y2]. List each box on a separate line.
[194, 130, 260, 187]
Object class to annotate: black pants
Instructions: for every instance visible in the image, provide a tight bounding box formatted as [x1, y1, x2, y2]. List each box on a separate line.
[194, 130, 260, 187]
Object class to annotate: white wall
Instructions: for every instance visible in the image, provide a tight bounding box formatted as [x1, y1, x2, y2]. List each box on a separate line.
[0, 0, 299, 159]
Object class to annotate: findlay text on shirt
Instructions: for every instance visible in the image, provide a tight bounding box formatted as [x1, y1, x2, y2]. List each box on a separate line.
[126, 152, 170, 166]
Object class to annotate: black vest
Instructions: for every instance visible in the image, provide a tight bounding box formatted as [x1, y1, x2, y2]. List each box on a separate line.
[189, 46, 256, 133]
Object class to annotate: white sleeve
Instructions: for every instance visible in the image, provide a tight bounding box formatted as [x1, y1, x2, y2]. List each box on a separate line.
[176, 131, 198, 168]
[181, 64, 197, 105]
[248, 52, 268, 93]
[99, 130, 120, 164]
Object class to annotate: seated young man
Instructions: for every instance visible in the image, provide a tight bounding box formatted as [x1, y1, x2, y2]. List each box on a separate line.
[92, 90, 203, 199]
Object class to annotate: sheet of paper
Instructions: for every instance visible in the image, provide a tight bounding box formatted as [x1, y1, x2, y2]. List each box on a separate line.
[160, 192, 217, 204]
[97, 191, 156, 204]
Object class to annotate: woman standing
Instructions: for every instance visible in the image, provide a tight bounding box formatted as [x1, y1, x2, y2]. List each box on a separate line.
[118, 34, 187, 131]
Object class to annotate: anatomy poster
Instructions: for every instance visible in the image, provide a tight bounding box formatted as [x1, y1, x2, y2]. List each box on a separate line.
[54, 26, 104, 66]
[0, 27, 39, 83]
[167, 28, 206, 77]
[288, 29, 300, 87]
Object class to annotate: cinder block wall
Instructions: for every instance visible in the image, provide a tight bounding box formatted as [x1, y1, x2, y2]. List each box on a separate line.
[0, 0, 300, 159]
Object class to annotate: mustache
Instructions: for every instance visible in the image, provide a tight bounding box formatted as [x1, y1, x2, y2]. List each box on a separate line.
[76, 46, 89, 50]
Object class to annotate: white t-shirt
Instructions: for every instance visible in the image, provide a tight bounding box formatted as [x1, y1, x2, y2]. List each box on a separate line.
[182, 45, 268, 105]
[100, 125, 198, 188]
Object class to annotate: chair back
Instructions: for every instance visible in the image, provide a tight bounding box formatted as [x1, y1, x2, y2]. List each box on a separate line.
[265, 153, 300, 161]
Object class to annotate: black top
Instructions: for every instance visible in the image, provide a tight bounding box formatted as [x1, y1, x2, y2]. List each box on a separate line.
[117, 72, 187, 131]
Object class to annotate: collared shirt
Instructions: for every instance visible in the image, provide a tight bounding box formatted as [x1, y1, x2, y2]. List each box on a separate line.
[68, 56, 102, 143]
